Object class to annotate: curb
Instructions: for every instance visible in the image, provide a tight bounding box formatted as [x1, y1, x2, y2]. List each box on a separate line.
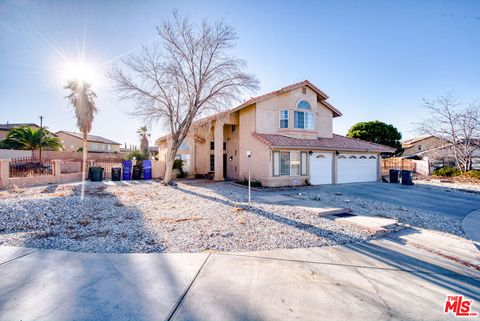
[461, 209, 480, 246]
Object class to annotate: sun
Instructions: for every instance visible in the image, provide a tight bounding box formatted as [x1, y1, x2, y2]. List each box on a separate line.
[61, 59, 98, 84]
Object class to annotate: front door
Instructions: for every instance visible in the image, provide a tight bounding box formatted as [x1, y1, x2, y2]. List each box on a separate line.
[223, 154, 227, 178]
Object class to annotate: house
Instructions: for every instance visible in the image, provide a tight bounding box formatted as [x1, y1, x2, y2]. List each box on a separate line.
[401, 135, 480, 170]
[157, 80, 394, 187]
[0, 123, 51, 140]
[56, 131, 121, 153]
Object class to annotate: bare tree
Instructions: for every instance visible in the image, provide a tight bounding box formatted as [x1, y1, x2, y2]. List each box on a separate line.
[417, 93, 480, 172]
[109, 12, 258, 183]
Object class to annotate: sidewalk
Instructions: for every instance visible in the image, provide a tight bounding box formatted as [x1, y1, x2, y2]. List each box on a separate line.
[0, 230, 479, 321]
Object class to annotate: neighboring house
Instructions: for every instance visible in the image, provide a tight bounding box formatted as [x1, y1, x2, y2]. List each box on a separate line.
[401, 135, 480, 170]
[56, 131, 121, 153]
[0, 122, 55, 140]
[157, 80, 394, 187]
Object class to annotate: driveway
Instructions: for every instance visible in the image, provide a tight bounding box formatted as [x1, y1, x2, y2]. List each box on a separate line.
[281, 182, 480, 219]
[0, 229, 479, 321]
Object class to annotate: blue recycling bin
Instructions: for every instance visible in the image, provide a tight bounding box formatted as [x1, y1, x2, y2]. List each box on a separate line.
[142, 160, 152, 180]
[122, 160, 132, 180]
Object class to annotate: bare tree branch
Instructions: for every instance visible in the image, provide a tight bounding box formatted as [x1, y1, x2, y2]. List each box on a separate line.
[108, 11, 258, 183]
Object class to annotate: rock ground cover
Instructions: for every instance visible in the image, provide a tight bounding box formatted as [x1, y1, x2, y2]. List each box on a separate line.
[0, 181, 373, 253]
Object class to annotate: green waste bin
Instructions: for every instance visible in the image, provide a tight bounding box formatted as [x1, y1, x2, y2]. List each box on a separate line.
[90, 167, 104, 182]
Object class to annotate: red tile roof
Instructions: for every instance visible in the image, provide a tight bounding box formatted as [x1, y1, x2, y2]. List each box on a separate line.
[252, 132, 395, 153]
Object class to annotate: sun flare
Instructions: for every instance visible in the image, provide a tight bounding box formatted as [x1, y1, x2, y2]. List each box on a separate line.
[61, 59, 98, 84]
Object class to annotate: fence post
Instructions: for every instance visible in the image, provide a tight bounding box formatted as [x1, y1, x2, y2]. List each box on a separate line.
[0, 159, 10, 189]
[53, 159, 62, 183]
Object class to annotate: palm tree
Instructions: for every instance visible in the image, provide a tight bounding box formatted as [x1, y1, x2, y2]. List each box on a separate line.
[0, 126, 62, 151]
[64, 80, 97, 181]
[137, 126, 150, 157]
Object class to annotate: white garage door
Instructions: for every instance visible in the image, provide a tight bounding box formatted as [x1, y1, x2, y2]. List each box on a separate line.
[310, 152, 333, 185]
[337, 154, 378, 184]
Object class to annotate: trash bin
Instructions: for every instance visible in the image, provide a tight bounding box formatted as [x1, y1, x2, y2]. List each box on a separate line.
[122, 160, 132, 180]
[401, 170, 413, 185]
[90, 166, 104, 182]
[142, 160, 152, 180]
[389, 169, 399, 183]
[132, 165, 142, 180]
[111, 167, 121, 181]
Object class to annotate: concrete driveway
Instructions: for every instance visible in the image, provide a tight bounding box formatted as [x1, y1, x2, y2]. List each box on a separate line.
[0, 229, 479, 321]
[283, 182, 480, 219]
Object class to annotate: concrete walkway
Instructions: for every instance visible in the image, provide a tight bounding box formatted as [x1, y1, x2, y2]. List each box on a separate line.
[462, 209, 480, 246]
[1, 230, 479, 321]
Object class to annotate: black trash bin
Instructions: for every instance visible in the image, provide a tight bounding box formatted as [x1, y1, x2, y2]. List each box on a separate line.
[90, 167, 104, 182]
[389, 169, 399, 183]
[401, 170, 413, 185]
[132, 165, 142, 180]
[111, 167, 121, 181]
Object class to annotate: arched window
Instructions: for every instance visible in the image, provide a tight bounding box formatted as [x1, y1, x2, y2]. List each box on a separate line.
[369, 155, 377, 159]
[359, 156, 367, 159]
[297, 100, 311, 110]
[349, 155, 357, 159]
[178, 142, 191, 151]
[338, 155, 346, 159]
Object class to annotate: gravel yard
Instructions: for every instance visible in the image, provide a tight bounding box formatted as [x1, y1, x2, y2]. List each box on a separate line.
[414, 178, 480, 193]
[295, 191, 466, 236]
[0, 181, 373, 253]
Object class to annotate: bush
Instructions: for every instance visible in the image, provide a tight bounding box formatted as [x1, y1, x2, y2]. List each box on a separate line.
[464, 170, 480, 180]
[432, 166, 461, 177]
[125, 150, 149, 161]
[238, 178, 262, 187]
[173, 159, 188, 178]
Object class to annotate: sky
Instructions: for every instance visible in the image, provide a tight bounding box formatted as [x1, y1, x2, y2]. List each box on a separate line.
[0, 0, 479, 147]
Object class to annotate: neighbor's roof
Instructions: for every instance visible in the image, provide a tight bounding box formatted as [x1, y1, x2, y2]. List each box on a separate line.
[56, 131, 121, 145]
[401, 135, 435, 146]
[156, 80, 342, 144]
[253, 133, 395, 153]
[0, 123, 39, 130]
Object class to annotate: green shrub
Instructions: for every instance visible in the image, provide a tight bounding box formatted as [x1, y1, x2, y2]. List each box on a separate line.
[464, 170, 480, 180]
[239, 178, 262, 187]
[125, 150, 148, 161]
[173, 159, 188, 178]
[432, 166, 461, 177]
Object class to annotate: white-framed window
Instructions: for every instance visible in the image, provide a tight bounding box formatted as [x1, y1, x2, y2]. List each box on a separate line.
[294, 111, 315, 130]
[279, 110, 288, 128]
[273, 151, 307, 176]
[107, 144, 111, 151]
[91, 143, 98, 150]
[297, 100, 311, 109]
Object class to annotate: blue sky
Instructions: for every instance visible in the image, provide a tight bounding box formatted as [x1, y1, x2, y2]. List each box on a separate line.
[1, 0, 479, 147]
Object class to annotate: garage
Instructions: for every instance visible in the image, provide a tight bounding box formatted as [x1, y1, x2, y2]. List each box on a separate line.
[337, 153, 378, 183]
[310, 152, 333, 184]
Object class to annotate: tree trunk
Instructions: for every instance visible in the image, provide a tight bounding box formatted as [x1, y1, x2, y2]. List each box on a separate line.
[163, 145, 178, 184]
[82, 132, 88, 182]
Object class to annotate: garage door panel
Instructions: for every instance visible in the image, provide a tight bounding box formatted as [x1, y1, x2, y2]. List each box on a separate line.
[310, 153, 333, 185]
[337, 154, 378, 184]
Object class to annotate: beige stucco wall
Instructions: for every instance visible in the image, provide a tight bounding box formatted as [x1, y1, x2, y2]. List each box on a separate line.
[238, 104, 271, 182]
[255, 86, 333, 139]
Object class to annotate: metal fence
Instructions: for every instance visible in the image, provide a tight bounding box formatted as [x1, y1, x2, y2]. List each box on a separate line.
[88, 158, 123, 178]
[9, 157, 54, 178]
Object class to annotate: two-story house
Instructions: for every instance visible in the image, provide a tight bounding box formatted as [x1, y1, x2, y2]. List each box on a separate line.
[56, 131, 121, 153]
[157, 80, 394, 186]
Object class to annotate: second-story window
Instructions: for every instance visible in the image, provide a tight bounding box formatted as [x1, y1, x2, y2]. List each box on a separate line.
[279, 110, 288, 128]
[294, 111, 314, 130]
